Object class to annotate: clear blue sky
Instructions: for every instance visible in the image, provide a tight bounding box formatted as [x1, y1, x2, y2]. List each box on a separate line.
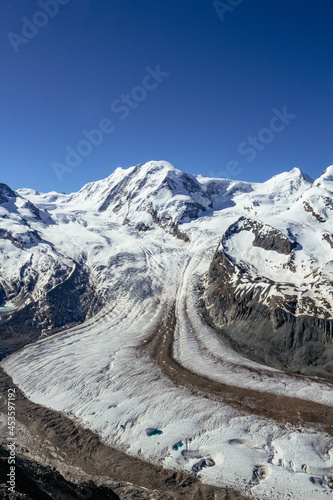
[1, 0, 332, 193]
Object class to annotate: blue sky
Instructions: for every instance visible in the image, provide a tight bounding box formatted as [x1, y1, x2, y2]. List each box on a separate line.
[1, 0, 332, 193]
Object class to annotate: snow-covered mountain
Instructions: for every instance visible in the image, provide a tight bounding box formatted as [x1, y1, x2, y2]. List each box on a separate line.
[201, 166, 333, 378]
[1, 161, 333, 372]
[2, 161, 333, 499]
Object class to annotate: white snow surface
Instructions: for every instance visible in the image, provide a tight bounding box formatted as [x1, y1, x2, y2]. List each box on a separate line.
[2, 161, 333, 499]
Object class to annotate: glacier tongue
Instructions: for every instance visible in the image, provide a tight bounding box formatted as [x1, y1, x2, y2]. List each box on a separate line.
[1, 160, 333, 499]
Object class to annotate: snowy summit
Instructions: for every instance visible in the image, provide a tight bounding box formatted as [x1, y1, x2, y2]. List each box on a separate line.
[1, 161, 333, 500]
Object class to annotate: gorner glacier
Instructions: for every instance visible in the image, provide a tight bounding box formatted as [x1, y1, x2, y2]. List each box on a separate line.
[1, 161, 333, 499]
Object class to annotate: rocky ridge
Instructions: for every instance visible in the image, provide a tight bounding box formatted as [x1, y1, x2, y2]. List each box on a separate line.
[1, 161, 333, 378]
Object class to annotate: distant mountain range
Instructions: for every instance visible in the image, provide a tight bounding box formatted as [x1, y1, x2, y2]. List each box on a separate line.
[1, 161, 333, 377]
[2, 161, 333, 499]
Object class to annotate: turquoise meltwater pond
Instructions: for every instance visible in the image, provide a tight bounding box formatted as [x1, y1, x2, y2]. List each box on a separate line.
[0, 307, 14, 312]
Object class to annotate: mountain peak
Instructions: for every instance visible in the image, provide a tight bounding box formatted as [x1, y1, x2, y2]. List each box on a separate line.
[0, 183, 17, 204]
[274, 167, 313, 182]
[260, 167, 313, 196]
[318, 165, 333, 181]
[313, 165, 333, 191]
[321, 164, 333, 176]
[134, 160, 178, 173]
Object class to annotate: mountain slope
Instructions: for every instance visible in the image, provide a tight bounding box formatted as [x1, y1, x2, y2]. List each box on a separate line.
[199, 167, 333, 379]
[2, 161, 333, 500]
[0, 184, 102, 358]
[2, 161, 333, 374]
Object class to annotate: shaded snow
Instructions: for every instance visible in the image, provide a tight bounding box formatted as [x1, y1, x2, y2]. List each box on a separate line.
[2, 161, 333, 499]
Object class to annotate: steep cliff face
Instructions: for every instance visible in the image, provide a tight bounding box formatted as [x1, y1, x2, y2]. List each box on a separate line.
[0, 262, 102, 360]
[202, 217, 333, 379]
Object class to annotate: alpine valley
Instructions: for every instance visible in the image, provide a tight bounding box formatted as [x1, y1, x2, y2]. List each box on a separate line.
[1, 161, 333, 499]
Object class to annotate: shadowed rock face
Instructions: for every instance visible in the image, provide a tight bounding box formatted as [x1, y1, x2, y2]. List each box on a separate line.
[201, 245, 333, 381]
[323, 232, 333, 248]
[222, 217, 298, 255]
[147, 205, 190, 241]
[97, 165, 200, 239]
[0, 263, 103, 361]
[0, 183, 16, 204]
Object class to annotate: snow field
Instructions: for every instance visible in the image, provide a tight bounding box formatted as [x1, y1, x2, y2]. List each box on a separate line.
[2, 162, 333, 498]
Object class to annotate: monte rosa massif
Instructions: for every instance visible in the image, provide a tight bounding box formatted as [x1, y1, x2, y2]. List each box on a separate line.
[1, 161, 333, 499]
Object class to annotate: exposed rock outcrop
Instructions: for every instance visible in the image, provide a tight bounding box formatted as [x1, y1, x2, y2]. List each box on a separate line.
[0, 184, 16, 204]
[222, 217, 298, 255]
[201, 222, 333, 380]
[0, 263, 103, 360]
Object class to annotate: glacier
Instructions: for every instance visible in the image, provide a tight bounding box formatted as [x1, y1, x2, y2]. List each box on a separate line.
[1, 161, 333, 499]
